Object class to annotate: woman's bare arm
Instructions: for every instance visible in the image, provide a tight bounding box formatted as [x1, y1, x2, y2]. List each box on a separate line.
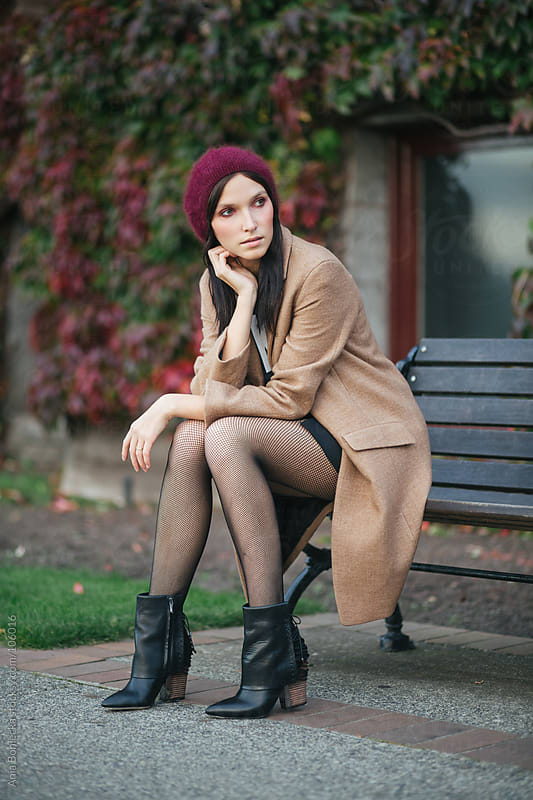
[220, 288, 257, 361]
[162, 392, 205, 421]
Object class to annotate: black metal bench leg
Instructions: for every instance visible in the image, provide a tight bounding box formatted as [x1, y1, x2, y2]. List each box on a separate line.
[379, 603, 415, 651]
[285, 544, 332, 615]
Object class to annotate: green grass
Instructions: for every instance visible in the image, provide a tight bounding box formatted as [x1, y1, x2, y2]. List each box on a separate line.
[0, 564, 324, 649]
[0, 464, 120, 510]
[0, 468, 53, 506]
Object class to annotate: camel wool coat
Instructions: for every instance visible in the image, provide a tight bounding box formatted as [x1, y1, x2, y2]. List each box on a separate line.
[190, 226, 432, 625]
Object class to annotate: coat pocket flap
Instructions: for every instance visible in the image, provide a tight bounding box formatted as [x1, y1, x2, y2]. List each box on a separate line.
[341, 422, 416, 451]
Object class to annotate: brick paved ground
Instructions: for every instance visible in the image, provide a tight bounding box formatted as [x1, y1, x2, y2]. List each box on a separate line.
[4, 614, 532, 773]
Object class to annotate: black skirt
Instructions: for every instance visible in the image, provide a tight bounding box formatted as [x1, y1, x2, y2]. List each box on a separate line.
[299, 414, 342, 472]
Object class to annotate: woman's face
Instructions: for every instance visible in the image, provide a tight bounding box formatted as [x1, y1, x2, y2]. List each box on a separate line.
[210, 174, 274, 269]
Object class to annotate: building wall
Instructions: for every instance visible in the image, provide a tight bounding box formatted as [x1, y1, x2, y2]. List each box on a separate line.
[337, 128, 390, 355]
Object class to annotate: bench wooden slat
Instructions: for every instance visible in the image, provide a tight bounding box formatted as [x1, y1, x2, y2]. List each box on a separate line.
[425, 508, 533, 531]
[409, 366, 533, 395]
[426, 486, 533, 530]
[428, 427, 533, 460]
[416, 338, 533, 365]
[431, 458, 533, 493]
[417, 395, 533, 426]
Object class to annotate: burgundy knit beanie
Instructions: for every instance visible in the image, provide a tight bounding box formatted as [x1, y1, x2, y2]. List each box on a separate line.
[183, 145, 278, 241]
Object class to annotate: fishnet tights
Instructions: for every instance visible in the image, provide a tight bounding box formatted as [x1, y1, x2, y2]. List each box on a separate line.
[148, 416, 338, 606]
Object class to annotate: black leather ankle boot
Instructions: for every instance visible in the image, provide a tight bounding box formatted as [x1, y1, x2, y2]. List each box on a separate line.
[205, 601, 308, 719]
[101, 591, 195, 711]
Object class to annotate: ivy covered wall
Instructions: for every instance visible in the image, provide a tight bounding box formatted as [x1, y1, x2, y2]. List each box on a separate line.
[1, 0, 532, 428]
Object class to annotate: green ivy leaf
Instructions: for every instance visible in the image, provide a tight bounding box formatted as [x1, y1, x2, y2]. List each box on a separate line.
[310, 128, 341, 163]
[283, 65, 306, 80]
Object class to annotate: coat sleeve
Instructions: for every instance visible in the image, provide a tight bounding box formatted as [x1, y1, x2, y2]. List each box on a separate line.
[189, 269, 251, 396]
[203, 259, 361, 428]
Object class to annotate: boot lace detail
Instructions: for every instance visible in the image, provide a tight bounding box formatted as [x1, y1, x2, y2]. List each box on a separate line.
[182, 612, 196, 671]
[290, 615, 309, 666]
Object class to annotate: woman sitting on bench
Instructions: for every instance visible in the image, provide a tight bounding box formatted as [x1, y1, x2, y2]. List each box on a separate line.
[101, 145, 432, 719]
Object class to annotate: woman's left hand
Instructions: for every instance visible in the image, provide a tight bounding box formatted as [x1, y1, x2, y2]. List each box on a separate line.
[122, 395, 174, 473]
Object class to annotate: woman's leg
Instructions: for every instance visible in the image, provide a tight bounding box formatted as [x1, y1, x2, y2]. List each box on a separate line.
[148, 418, 213, 596]
[203, 416, 338, 608]
[102, 418, 211, 710]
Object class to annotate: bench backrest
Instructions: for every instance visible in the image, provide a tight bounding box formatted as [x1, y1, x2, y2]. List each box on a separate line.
[399, 338, 533, 530]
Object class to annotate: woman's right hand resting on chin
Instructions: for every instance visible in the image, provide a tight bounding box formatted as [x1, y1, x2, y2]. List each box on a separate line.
[208, 247, 259, 362]
[208, 246, 258, 299]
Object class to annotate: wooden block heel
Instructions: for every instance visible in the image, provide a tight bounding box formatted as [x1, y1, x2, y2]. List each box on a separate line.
[279, 678, 307, 710]
[161, 672, 188, 702]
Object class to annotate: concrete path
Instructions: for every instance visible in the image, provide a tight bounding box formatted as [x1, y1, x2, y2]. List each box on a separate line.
[2, 615, 532, 799]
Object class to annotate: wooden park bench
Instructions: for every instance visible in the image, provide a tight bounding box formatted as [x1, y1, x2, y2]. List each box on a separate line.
[285, 338, 533, 650]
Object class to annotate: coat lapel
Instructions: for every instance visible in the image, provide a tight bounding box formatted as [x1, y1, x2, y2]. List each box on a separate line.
[281, 225, 293, 280]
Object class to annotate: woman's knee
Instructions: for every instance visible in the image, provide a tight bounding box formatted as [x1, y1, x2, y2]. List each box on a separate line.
[204, 416, 252, 470]
[167, 418, 207, 466]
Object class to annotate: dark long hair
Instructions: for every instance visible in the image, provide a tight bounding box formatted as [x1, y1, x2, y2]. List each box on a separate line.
[202, 171, 284, 336]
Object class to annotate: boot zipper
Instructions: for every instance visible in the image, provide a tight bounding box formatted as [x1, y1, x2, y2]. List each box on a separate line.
[166, 595, 174, 672]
